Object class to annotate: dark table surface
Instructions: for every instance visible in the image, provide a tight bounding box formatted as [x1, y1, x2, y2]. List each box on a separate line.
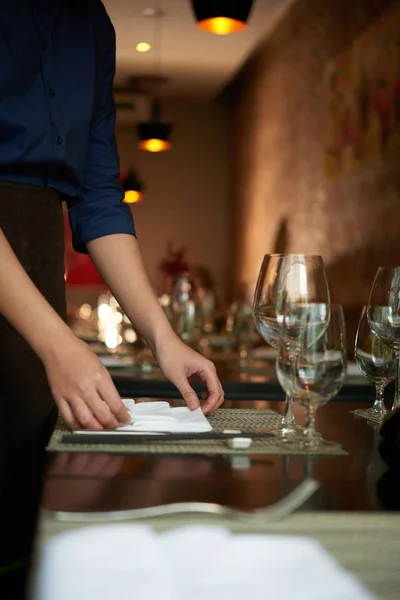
[1, 385, 398, 600]
[109, 356, 382, 403]
[41, 398, 396, 515]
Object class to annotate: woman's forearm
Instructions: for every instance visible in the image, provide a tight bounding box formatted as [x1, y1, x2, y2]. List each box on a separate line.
[87, 234, 175, 354]
[88, 233, 224, 415]
[0, 229, 75, 361]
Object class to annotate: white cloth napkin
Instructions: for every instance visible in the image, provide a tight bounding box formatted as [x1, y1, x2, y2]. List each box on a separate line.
[75, 400, 212, 434]
[34, 525, 376, 600]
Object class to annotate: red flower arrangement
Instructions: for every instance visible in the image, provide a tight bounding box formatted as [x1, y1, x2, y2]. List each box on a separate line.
[159, 243, 189, 279]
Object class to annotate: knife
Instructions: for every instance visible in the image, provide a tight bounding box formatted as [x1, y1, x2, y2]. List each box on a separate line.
[61, 431, 275, 445]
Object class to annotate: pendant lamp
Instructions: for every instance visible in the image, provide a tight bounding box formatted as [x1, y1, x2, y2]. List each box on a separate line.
[191, 0, 253, 35]
[137, 99, 172, 153]
[137, 3, 172, 152]
[122, 170, 143, 203]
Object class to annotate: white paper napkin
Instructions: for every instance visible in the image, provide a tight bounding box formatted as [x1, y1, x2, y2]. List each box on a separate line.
[34, 525, 376, 600]
[75, 400, 212, 434]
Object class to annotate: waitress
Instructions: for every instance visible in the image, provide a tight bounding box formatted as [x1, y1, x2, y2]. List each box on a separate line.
[0, 0, 224, 449]
[0, 5, 223, 592]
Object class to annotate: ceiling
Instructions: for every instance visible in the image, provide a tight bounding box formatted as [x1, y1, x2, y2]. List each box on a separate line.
[104, 0, 294, 106]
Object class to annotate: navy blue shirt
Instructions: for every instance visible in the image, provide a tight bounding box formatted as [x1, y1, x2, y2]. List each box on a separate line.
[0, 0, 136, 253]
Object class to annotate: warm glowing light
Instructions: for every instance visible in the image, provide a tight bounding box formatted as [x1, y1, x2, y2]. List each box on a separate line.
[136, 42, 151, 52]
[98, 303, 113, 321]
[138, 138, 171, 152]
[114, 312, 123, 324]
[78, 303, 92, 321]
[109, 296, 119, 309]
[123, 190, 142, 204]
[197, 17, 247, 35]
[104, 329, 122, 349]
[158, 294, 170, 307]
[124, 328, 138, 343]
[97, 294, 109, 306]
[299, 264, 308, 298]
[142, 7, 159, 17]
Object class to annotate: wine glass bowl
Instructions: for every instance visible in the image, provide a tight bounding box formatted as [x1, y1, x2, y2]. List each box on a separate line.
[253, 304, 280, 349]
[368, 306, 400, 351]
[276, 302, 330, 350]
[355, 306, 396, 421]
[276, 304, 347, 449]
[367, 266, 400, 410]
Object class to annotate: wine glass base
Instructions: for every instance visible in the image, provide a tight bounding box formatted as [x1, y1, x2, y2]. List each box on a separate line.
[268, 430, 342, 452]
[353, 407, 387, 424]
[269, 426, 303, 445]
[299, 438, 341, 451]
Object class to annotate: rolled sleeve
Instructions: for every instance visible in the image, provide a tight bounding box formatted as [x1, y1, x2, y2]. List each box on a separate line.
[67, 1, 136, 254]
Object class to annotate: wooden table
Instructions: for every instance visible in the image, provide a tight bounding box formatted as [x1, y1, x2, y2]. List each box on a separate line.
[2, 397, 398, 600]
[31, 399, 400, 600]
[41, 399, 392, 514]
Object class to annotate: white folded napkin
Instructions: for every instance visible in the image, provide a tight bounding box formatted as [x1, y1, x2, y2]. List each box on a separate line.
[99, 356, 133, 368]
[34, 525, 376, 600]
[74, 399, 212, 434]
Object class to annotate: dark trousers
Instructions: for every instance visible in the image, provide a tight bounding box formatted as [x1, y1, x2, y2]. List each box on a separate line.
[0, 181, 66, 598]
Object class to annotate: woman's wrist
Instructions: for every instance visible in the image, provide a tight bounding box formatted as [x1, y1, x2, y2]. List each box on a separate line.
[146, 324, 179, 359]
[33, 317, 79, 365]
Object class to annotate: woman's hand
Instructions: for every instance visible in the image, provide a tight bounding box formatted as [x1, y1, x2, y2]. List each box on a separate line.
[155, 335, 224, 414]
[44, 338, 130, 430]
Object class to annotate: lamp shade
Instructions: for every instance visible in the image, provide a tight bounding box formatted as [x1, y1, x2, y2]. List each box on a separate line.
[191, 0, 253, 35]
[122, 170, 143, 203]
[137, 100, 172, 152]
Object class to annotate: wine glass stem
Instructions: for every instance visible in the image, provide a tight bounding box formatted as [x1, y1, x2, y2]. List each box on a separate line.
[394, 353, 400, 411]
[282, 348, 296, 428]
[282, 394, 295, 427]
[303, 405, 317, 445]
[372, 385, 385, 413]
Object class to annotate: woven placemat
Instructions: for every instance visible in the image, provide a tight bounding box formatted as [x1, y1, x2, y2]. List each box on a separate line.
[47, 409, 347, 456]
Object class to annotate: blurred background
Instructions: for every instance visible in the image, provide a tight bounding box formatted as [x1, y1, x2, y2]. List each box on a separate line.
[65, 0, 400, 356]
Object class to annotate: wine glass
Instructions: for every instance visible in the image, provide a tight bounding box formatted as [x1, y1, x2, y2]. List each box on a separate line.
[354, 306, 396, 420]
[274, 255, 331, 351]
[253, 254, 330, 440]
[276, 304, 347, 449]
[171, 274, 197, 344]
[368, 266, 400, 410]
[231, 304, 259, 365]
[253, 254, 293, 437]
[253, 256, 280, 347]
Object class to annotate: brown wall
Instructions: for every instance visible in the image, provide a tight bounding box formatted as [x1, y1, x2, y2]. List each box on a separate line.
[229, 0, 400, 316]
[116, 99, 230, 304]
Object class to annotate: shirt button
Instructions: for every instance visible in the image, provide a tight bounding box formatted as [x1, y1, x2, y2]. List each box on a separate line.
[49, 88, 55, 97]
[42, 40, 49, 50]
[56, 135, 63, 145]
